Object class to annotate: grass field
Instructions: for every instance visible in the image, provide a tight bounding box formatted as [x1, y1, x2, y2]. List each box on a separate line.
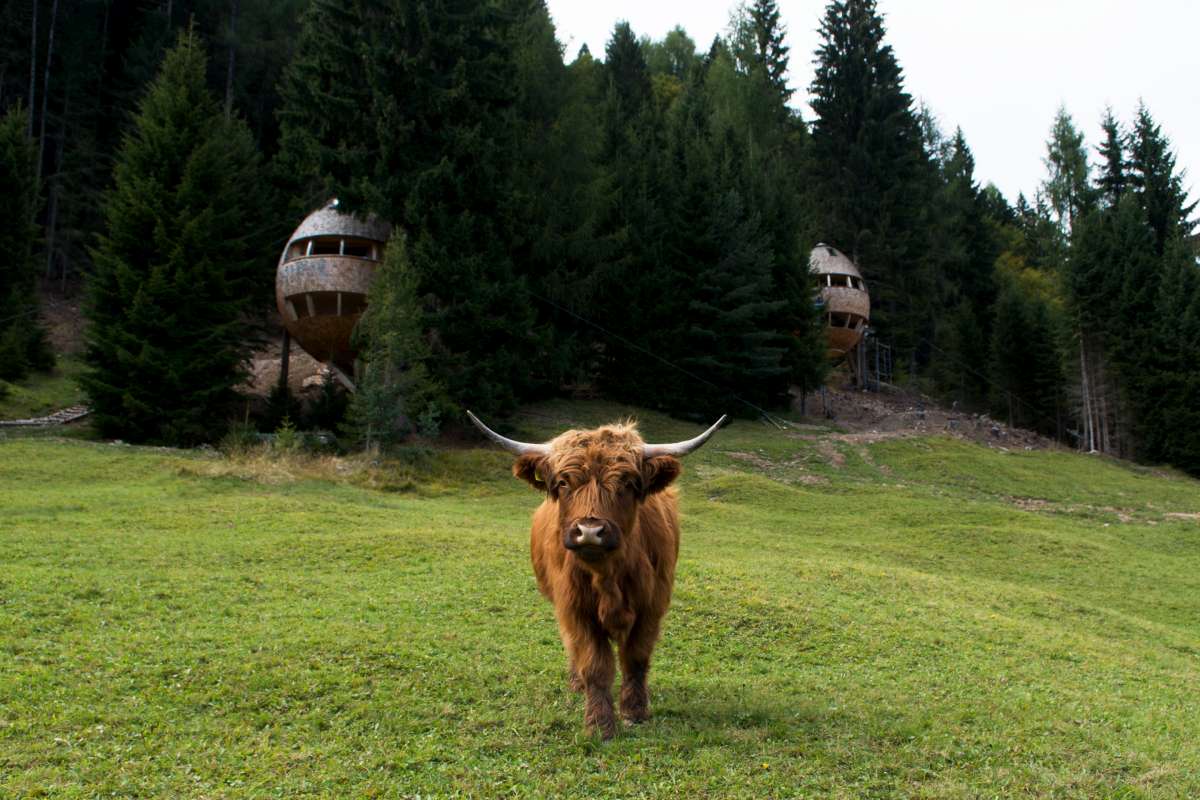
[2, 401, 1199, 798]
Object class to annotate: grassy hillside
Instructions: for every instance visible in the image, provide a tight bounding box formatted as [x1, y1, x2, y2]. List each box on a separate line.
[0, 356, 87, 420]
[2, 401, 1199, 798]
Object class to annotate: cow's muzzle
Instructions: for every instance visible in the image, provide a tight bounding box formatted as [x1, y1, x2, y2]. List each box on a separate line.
[564, 518, 620, 560]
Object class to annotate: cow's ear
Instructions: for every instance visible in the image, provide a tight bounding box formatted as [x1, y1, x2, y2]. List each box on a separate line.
[513, 453, 551, 492]
[641, 455, 681, 496]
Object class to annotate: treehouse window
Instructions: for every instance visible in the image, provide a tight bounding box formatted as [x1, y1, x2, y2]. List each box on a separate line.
[342, 239, 375, 259]
[309, 238, 341, 256]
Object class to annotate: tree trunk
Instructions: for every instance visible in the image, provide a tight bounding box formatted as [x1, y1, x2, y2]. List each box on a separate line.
[35, 0, 59, 187]
[1079, 333, 1095, 452]
[224, 0, 239, 121]
[44, 78, 68, 281]
[99, 2, 110, 82]
[279, 328, 290, 392]
[1097, 360, 1110, 454]
[28, 0, 37, 138]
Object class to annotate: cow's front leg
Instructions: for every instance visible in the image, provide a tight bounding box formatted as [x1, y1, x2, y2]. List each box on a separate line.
[567, 663, 584, 693]
[565, 623, 616, 739]
[618, 616, 660, 724]
[560, 628, 584, 693]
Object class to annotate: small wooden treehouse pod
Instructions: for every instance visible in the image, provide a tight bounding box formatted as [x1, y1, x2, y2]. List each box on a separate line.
[275, 201, 391, 373]
[809, 243, 870, 361]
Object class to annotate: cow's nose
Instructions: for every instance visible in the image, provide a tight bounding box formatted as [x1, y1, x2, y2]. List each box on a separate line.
[573, 523, 605, 547]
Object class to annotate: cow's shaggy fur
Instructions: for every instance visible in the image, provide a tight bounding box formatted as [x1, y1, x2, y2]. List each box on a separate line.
[511, 421, 683, 738]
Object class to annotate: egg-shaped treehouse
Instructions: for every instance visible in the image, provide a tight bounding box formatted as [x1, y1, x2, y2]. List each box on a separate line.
[276, 202, 391, 376]
[809, 243, 870, 362]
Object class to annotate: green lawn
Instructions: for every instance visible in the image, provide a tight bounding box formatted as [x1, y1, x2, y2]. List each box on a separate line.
[2, 403, 1199, 798]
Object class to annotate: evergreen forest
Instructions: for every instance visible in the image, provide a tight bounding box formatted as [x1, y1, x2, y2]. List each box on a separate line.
[1, 0, 1197, 475]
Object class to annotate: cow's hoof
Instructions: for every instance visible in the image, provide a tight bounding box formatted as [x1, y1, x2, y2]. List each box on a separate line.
[620, 696, 650, 724]
[584, 703, 617, 740]
[586, 719, 617, 740]
[620, 705, 650, 724]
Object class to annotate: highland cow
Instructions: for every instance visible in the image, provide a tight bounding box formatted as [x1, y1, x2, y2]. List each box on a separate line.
[468, 412, 725, 738]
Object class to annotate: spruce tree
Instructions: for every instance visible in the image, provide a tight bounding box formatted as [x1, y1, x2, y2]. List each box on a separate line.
[82, 30, 267, 445]
[276, 0, 546, 416]
[807, 0, 934, 365]
[1128, 103, 1196, 255]
[1141, 242, 1200, 474]
[989, 277, 1062, 434]
[0, 103, 52, 382]
[929, 129, 997, 406]
[274, 0, 378, 215]
[655, 83, 790, 414]
[731, 0, 793, 117]
[605, 21, 653, 115]
[344, 231, 446, 447]
[748, 0, 791, 103]
[1096, 108, 1126, 208]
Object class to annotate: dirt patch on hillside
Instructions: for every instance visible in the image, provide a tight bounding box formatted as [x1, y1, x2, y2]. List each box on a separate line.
[40, 291, 85, 356]
[815, 439, 845, 468]
[726, 451, 829, 485]
[242, 337, 325, 398]
[801, 384, 1059, 452]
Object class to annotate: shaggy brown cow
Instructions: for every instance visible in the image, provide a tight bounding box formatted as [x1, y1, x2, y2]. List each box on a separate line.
[468, 412, 725, 738]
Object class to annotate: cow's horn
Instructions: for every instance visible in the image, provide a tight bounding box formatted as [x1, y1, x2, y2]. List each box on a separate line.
[642, 415, 727, 458]
[466, 411, 551, 455]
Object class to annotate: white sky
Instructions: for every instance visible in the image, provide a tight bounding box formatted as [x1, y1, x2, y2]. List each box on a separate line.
[545, 0, 1200, 206]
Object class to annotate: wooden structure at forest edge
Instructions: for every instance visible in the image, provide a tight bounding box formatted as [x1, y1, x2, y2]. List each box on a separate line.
[275, 200, 391, 386]
[809, 244, 871, 380]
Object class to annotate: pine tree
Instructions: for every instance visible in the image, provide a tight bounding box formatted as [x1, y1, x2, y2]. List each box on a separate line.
[274, 0, 378, 214]
[730, 0, 793, 116]
[807, 0, 934, 365]
[1128, 102, 1196, 256]
[1096, 108, 1126, 208]
[989, 275, 1063, 434]
[1140, 242, 1200, 474]
[1041, 106, 1093, 233]
[928, 129, 998, 405]
[0, 103, 52, 382]
[656, 84, 791, 414]
[276, 0, 546, 417]
[344, 231, 447, 447]
[81, 30, 267, 445]
[605, 21, 652, 116]
[504, 2, 617, 391]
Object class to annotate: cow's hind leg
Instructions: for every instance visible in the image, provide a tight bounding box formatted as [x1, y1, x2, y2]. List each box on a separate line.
[566, 623, 617, 739]
[618, 617, 660, 724]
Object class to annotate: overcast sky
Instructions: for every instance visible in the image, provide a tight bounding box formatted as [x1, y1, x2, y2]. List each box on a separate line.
[544, 0, 1199, 206]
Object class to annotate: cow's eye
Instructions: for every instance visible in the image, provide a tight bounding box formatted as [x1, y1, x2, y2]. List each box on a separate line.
[555, 478, 570, 491]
